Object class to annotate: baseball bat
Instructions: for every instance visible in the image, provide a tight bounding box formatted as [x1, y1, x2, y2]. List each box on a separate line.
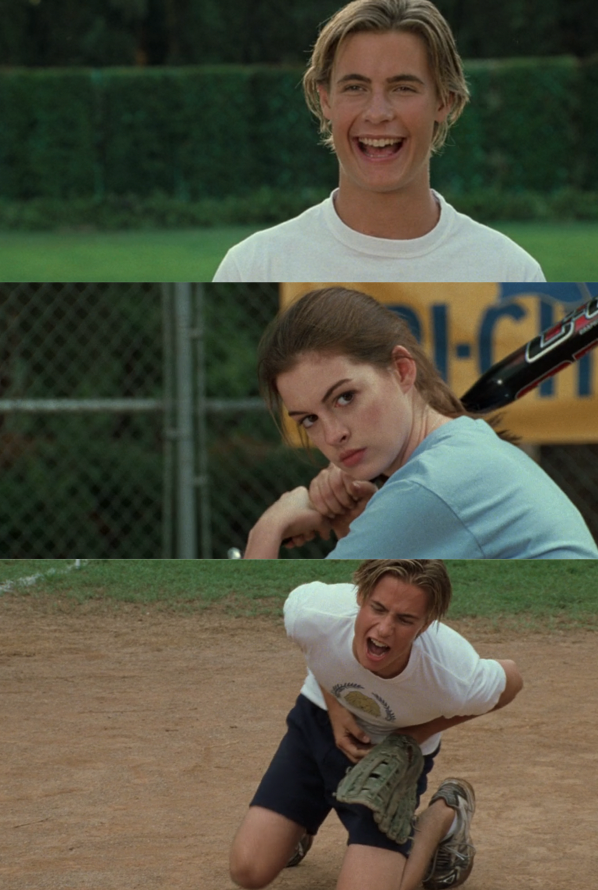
[460, 295, 598, 413]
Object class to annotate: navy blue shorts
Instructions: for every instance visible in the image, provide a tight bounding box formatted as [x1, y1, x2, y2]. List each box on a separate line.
[250, 694, 439, 856]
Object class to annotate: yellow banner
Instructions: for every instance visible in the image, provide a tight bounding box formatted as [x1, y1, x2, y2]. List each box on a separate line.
[279, 283, 598, 443]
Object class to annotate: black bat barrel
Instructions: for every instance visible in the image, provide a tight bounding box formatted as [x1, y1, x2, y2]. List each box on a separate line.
[461, 296, 598, 414]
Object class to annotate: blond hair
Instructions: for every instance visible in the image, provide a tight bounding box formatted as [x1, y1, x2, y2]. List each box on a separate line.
[303, 0, 469, 152]
[353, 559, 451, 622]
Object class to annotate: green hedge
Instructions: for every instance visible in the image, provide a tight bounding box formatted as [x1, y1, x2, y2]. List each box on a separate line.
[432, 57, 580, 194]
[99, 67, 257, 199]
[3, 186, 598, 231]
[1, 57, 597, 204]
[580, 54, 598, 190]
[0, 70, 97, 199]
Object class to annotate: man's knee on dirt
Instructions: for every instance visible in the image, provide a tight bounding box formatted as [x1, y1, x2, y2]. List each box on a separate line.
[229, 839, 286, 890]
[229, 849, 273, 890]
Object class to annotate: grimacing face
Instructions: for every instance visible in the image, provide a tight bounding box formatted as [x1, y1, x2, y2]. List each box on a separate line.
[353, 574, 431, 678]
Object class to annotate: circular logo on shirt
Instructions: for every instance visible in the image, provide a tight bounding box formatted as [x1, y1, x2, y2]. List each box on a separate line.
[333, 682, 396, 723]
[344, 690, 382, 717]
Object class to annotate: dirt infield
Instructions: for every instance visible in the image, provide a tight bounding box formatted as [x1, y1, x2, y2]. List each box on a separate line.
[1, 595, 596, 890]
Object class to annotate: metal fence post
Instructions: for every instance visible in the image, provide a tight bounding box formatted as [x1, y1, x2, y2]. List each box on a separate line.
[174, 283, 197, 558]
[194, 284, 213, 558]
[162, 285, 175, 558]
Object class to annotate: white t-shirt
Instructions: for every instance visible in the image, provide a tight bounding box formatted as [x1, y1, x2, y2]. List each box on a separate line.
[213, 190, 545, 283]
[284, 581, 506, 755]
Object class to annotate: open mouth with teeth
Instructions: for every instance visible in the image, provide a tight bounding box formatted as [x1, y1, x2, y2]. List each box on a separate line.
[366, 637, 391, 660]
[357, 137, 404, 159]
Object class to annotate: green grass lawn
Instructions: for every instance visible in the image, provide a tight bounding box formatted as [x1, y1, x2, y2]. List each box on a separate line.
[1, 559, 597, 629]
[0, 222, 596, 282]
[0, 226, 258, 282]
[494, 222, 598, 281]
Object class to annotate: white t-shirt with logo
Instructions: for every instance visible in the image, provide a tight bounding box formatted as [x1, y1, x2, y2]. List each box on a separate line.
[284, 580, 506, 755]
[213, 190, 545, 283]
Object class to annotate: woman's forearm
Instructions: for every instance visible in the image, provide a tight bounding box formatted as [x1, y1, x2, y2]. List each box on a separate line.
[244, 486, 332, 559]
[244, 515, 284, 559]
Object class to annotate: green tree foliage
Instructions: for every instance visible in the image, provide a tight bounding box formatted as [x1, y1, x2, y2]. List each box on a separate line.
[435, 0, 562, 58]
[2, 0, 598, 67]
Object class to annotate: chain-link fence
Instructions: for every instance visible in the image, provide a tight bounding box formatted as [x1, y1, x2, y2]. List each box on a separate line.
[0, 285, 164, 557]
[0, 284, 329, 558]
[1, 284, 597, 558]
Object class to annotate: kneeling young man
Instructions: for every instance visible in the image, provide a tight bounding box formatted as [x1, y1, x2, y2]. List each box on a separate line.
[230, 560, 523, 890]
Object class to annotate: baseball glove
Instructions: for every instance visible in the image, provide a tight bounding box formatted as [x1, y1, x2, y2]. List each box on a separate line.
[335, 733, 424, 844]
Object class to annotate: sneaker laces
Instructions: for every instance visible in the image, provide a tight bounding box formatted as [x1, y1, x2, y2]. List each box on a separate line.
[434, 839, 476, 870]
[424, 838, 476, 884]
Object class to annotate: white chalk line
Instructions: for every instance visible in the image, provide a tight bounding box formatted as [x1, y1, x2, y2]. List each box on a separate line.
[0, 559, 89, 594]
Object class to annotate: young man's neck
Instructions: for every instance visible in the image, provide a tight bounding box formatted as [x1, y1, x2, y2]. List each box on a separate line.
[333, 179, 441, 241]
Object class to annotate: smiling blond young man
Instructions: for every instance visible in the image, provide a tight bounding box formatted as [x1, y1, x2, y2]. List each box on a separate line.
[229, 560, 523, 890]
[214, 0, 545, 283]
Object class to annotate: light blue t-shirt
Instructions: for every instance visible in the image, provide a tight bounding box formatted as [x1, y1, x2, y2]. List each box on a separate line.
[327, 417, 598, 559]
